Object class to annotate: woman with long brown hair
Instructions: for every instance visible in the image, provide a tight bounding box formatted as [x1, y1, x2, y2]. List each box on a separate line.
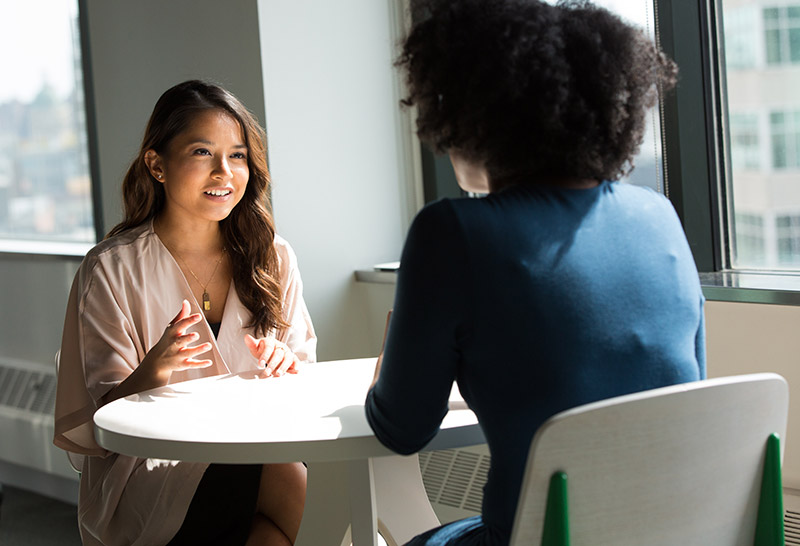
[55, 80, 315, 546]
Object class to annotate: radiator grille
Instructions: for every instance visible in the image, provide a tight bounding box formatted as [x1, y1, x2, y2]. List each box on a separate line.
[787, 509, 800, 546]
[0, 364, 56, 415]
[418, 449, 490, 511]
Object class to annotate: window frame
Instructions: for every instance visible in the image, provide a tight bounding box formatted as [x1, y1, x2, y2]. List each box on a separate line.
[656, 0, 728, 273]
[661, 0, 800, 305]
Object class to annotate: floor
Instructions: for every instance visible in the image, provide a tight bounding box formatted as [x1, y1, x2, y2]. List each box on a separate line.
[0, 485, 82, 546]
[0, 484, 392, 546]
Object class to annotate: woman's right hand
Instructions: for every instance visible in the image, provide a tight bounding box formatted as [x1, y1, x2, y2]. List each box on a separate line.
[140, 300, 214, 381]
[102, 300, 213, 404]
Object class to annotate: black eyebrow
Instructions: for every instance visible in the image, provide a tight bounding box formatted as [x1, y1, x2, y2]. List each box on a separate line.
[186, 139, 248, 149]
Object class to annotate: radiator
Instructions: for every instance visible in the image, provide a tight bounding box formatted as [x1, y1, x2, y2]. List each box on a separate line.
[0, 357, 78, 487]
[787, 490, 800, 546]
[419, 444, 488, 523]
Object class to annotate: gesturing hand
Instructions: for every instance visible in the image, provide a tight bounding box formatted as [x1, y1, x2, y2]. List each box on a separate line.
[245, 334, 300, 378]
[140, 300, 214, 382]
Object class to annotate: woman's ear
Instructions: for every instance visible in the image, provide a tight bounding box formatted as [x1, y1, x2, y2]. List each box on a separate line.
[143, 150, 164, 182]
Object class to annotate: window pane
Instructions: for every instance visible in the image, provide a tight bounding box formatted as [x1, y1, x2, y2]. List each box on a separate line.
[790, 28, 800, 61]
[725, 6, 759, 68]
[723, 0, 800, 270]
[0, 0, 95, 246]
[765, 28, 782, 64]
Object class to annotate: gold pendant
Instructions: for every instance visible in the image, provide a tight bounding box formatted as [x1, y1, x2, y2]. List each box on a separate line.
[203, 291, 211, 311]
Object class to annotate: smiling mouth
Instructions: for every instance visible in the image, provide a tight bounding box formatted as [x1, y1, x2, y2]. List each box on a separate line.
[204, 189, 232, 196]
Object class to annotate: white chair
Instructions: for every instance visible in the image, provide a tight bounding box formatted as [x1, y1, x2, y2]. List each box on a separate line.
[54, 350, 84, 474]
[509, 373, 789, 546]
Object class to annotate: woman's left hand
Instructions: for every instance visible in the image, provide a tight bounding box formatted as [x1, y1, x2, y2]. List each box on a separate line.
[244, 334, 300, 378]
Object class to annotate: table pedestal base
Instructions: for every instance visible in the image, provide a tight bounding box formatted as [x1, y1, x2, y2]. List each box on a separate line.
[296, 454, 441, 546]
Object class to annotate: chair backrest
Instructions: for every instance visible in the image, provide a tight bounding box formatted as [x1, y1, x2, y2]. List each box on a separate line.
[54, 350, 84, 474]
[509, 373, 789, 546]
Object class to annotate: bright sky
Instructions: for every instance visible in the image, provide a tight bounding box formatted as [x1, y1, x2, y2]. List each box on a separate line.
[0, 0, 77, 104]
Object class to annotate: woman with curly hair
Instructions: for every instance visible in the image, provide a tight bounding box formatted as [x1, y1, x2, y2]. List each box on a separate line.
[365, 1, 705, 544]
[55, 80, 315, 545]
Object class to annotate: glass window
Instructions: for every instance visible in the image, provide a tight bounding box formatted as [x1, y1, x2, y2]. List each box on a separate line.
[725, 5, 760, 69]
[768, 110, 800, 169]
[776, 213, 800, 265]
[764, 5, 800, 65]
[0, 0, 95, 250]
[730, 113, 762, 170]
[734, 212, 767, 266]
[722, 1, 800, 270]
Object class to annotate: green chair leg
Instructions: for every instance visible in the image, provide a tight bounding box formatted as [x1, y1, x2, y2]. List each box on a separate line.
[541, 472, 569, 546]
[754, 433, 784, 546]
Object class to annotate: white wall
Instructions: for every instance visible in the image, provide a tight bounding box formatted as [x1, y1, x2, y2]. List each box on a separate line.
[84, 0, 267, 232]
[257, 0, 412, 360]
[705, 300, 800, 490]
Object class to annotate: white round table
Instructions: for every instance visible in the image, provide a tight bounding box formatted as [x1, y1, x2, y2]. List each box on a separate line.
[94, 358, 485, 546]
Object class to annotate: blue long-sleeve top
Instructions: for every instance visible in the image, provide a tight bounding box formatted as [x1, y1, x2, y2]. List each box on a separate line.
[365, 181, 705, 545]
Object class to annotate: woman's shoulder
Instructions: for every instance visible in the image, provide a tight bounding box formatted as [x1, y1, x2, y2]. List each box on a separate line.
[79, 223, 156, 277]
[608, 181, 672, 205]
[272, 233, 300, 273]
[410, 197, 465, 229]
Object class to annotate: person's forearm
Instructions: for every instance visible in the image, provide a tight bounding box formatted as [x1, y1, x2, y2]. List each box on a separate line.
[101, 359, 171, 405]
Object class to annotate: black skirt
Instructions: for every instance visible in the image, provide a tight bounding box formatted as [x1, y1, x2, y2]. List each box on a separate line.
[167, 463, 262, 546]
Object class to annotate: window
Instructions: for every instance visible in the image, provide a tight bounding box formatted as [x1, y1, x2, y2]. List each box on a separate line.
[0, 0, 96, 252]
[733, 212, 767, 266]
[721, 1, 800, 270]
[725, 5, 760, 69]
[770, 110, 800, 169]
[764, 6, 800, 65]
[776, 214, 800, 265]
[729, 113, 761, 170]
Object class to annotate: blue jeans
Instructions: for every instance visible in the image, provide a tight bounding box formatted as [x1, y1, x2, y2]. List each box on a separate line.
[404, 516, 486, 545]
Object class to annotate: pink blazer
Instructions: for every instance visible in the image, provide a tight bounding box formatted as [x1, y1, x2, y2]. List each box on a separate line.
[54, 220, 316, 545]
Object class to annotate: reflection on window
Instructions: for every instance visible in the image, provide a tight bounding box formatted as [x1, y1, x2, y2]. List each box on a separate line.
[723, 1, 800, 270]
[0, 0, 94, 247]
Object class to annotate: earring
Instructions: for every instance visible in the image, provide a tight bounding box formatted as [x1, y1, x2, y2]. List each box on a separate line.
[156, 174, 163, 180]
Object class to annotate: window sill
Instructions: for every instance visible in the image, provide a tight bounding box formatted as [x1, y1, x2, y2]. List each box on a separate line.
[355, 265, 800, 306]
[700, 271, 800, 305]
[354, 262, 399, 285]
[0, 239, 93, 259]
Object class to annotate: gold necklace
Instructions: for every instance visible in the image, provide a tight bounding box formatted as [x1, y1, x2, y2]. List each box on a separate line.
[170, 246, 226, 312]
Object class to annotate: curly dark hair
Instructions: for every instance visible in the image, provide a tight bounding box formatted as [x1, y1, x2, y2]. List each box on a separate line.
[398, 0, 678, 189]
[107, 80, 288, 336]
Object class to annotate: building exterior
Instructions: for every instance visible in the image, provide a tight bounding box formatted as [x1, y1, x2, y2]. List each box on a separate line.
[725, 0, 800, 268]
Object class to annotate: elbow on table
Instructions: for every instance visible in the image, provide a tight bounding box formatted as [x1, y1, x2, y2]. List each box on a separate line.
[374, 428, 436, 456]
[365, 397, 437, 455]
